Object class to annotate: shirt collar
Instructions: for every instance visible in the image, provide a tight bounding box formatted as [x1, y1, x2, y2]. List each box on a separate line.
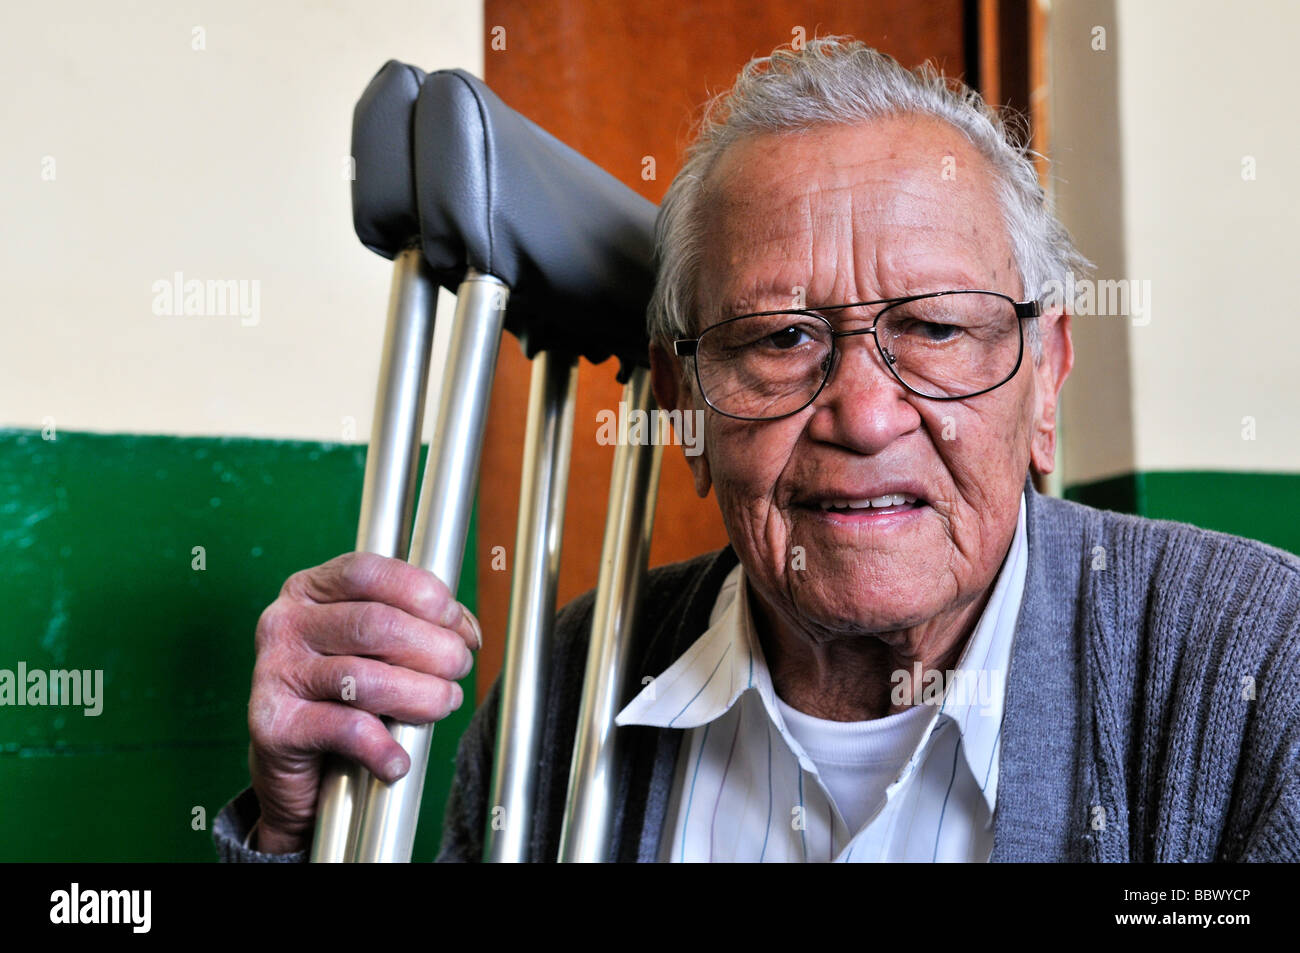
[615, 563, 759, 730]
[616, 492, 1029, 816]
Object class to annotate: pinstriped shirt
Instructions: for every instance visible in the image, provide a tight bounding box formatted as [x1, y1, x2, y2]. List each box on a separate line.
[615, 492, 1028, 862]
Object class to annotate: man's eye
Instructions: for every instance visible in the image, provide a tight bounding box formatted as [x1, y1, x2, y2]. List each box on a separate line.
[764, 326, 812, 349]
[907, 321, 962, 343]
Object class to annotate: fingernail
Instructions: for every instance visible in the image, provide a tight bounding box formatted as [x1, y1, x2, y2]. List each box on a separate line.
[440, 600, 462, 629]
[467, 611, 483, 651]
[451, 682, 464, 710]
[384, 757, 407, 782]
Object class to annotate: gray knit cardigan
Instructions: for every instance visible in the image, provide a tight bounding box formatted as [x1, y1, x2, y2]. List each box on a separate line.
[214, 482, 1300, 862]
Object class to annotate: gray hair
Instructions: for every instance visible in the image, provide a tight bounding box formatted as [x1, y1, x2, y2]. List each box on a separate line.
[648, 36, 1090, 361]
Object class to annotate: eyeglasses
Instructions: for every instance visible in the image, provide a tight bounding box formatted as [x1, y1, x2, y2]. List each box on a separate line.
[673, 290, 1040, 421]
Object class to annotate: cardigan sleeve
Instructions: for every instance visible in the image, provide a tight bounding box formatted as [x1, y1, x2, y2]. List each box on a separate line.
[434, 674, 503, 862]
[1206, 542, 1300, 862]
[1238, 628, 1300, 862]
[1241, 749, 1300, 861]
[212, 786, 308, 863]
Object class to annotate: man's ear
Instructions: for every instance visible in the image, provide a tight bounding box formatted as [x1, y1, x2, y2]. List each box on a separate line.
[649, 340, 712, 498]
[1029, 309, 1074, 476]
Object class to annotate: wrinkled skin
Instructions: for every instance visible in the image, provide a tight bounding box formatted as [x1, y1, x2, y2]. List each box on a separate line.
[651, 115, 1073, 721]
[247, 552, 481, 854]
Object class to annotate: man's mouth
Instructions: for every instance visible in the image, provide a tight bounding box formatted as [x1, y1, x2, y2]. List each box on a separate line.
[795, 485, 931, 521]
[815, 493, 922, 516]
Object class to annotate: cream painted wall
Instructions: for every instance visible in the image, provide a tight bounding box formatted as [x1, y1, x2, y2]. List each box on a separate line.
[1047, 0, 1134, 487]
[0, 1, 482, 442]
[1117, 0, 1299, 474]
[1050, 0, 1300, 484]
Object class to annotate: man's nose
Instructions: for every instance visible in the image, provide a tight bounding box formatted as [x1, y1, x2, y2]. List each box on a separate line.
[804, 332, 921, 453]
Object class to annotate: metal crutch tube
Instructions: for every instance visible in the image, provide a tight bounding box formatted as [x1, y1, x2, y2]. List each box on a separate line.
[353, 268, 508, 863]
[311, 247, 438, 863]
[558, 366, 663, 862]
[483, 350, 579, 862]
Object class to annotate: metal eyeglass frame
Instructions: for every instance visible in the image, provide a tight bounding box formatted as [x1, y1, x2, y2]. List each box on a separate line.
[672, 289, 1042, 422]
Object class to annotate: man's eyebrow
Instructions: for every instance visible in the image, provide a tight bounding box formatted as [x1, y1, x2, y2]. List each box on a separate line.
[719, 299, 759, 318]
[718, 293, 794, 318]
[888, 268, 995, 295]
[711, 274, 1002, 323]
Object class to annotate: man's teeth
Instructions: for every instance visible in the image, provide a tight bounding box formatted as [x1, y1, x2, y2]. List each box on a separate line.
[818, 494, 917, 510]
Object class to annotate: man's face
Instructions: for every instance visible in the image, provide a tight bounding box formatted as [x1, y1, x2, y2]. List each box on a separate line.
[654, 115, 1071, 645]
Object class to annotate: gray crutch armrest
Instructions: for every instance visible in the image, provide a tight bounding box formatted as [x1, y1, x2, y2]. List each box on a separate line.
[351, 61, 658, 381]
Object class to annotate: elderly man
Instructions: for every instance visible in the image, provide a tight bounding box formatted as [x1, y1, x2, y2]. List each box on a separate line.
[215, 38, 1299, 863]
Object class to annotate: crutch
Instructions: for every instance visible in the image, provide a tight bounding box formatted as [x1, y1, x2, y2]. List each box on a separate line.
[310, 244, 438, 863]
[312, 62, 510, 862]
[489, 361, 662, 863]
[354, 265, 507, 861]
[313, 62, 657, 862]
[312, 61, 434, 862]
[558, 365, 662, 862]
[482, 347, 578, 861]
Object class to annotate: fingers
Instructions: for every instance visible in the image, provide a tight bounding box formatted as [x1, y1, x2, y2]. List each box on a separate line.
[250, 696, 414, 787]
[297, 704, 412, 783]
[291, 600, 476, 680]
[282, 552, 482, 653]
[284, 653, 466, 725]
[248, 551, 482, 853]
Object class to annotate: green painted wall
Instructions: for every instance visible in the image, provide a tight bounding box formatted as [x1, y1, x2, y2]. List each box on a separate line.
[1065, 470, 1300, 557]
[0, 429, 475, 862]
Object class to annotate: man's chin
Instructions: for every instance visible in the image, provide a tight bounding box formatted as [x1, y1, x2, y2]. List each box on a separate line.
[788, 518, 949, 584]
[788, 583, 944, 636]
[769, 553, 949, 631]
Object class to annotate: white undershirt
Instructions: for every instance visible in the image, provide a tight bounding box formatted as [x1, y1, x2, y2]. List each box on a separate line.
[773, 694, 934, 834]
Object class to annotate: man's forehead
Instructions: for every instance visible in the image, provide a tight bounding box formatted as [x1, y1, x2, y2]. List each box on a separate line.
[703, 115, 993, 207]
[695, 117, 1010, 320]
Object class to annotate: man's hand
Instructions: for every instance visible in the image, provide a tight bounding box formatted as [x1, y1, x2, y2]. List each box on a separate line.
[246, 551, 481, 855]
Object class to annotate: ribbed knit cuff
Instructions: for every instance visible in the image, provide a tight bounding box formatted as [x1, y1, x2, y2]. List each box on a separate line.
[212, 787, 308, 863]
